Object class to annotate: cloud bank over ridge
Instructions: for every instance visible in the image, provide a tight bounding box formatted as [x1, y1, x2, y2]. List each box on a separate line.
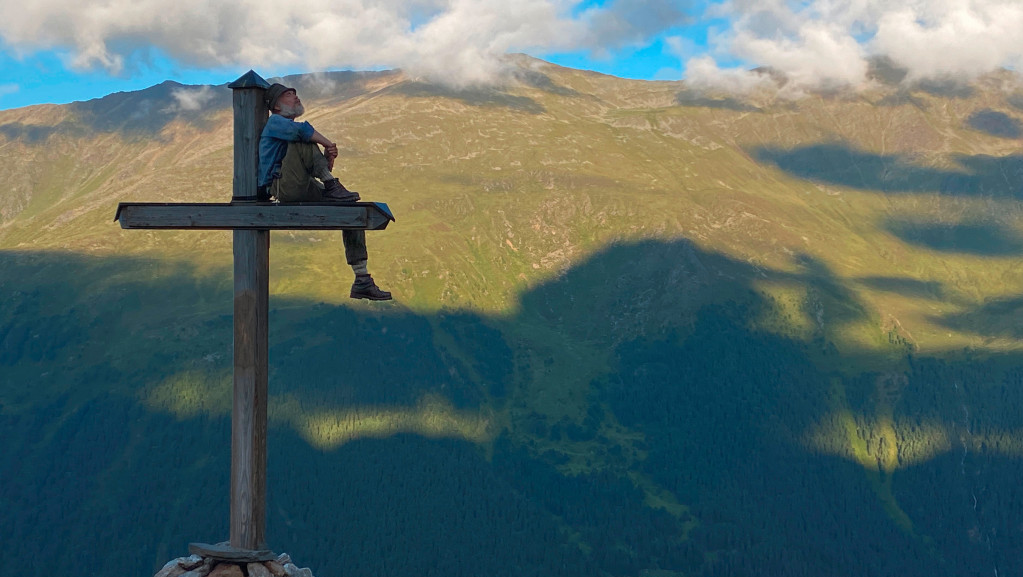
[684, 0, 1023, 97]
[1, 0, 1020, 94]
[0, 0, 685, 88]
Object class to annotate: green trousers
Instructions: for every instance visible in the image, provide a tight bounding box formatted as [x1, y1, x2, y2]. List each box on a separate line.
[270, 141, 368, 265]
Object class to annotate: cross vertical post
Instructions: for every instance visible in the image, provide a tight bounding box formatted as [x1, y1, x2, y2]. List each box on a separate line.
[115, 70, 394, 561]
[228, 71, 271, 550]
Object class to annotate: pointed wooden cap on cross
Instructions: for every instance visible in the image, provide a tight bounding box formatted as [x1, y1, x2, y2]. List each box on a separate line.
[228, 70, 272, 90]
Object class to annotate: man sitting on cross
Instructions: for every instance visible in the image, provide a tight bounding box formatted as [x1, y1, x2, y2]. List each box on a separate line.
[258, 82, 391, 300]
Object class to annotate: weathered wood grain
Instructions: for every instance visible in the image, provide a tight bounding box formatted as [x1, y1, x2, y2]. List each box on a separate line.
[115, 202, 394, 230]
[227, 71, 271, 552]
[189, 542, 276, 562]
[230, 71, 270, 202]
[231, 228, 269, 550]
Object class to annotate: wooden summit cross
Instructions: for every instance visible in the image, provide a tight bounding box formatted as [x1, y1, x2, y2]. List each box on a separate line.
[115, 70, 394, 557]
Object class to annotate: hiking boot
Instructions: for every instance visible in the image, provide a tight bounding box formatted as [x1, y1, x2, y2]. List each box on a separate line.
[322, 179, 360, 202]
[350, 274, 392, 300]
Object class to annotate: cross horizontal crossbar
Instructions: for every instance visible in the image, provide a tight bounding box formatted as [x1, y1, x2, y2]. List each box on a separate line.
[114, 202, 395, 231]
[189, 542, 276, 563]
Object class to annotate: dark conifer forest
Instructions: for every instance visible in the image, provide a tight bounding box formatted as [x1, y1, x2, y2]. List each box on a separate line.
[3, 239, 1023, 577]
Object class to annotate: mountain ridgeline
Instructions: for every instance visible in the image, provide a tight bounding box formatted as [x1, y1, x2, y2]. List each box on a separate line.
[3, 57, 1023, 576]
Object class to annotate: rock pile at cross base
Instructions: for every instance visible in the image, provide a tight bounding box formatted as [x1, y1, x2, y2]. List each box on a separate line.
[155, 552, 315, 577]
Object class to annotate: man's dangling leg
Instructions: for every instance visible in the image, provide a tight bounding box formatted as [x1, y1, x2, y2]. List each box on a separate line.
[344, 230, 391, 300]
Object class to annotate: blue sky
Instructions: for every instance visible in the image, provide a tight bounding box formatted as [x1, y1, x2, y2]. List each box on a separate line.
[0, 39, 690, 111]
[1, 0, 1021, 111]
[0, 47, 230, 110]
[0, 0, 704, 111]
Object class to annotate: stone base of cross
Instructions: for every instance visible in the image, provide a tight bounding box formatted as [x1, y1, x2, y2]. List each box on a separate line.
[116, 71, 394, 555]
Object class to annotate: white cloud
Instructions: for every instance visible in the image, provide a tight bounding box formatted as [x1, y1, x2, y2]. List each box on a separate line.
[873, 2, 1023, 82]
[685, 55, 778, 96]
[9, 0, 1018, 96]
[688, 0, 1023, 96]
[0, 83, 19, 98]
[0, 0, 688, 88]
[166, 85, 216, 112]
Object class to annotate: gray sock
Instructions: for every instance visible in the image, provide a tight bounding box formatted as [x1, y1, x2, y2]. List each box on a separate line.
[351, 260, 368, 275]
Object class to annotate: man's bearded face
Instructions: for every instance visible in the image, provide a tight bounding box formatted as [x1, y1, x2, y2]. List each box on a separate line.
[277, 101, 305, 118]
[275, 90, 305, 118]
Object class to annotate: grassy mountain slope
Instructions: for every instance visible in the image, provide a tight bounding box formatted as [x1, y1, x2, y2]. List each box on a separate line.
[3, 57, 1023, 576]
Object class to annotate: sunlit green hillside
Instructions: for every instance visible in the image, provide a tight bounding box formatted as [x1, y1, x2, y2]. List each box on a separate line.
[3, 57, 1023, 576]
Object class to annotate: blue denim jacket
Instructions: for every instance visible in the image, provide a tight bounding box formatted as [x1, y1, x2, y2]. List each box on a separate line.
[258, 114, 316, 187]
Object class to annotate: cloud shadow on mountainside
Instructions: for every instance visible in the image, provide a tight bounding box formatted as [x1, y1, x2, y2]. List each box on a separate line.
[913, 78, 976, 99]
[0, 122, 67, 143]
[968, 110, 1023, 139]
[66, 81, 233, 135]
[674, 89, 761, 112]
[511, 68, 582, 98]
[268, 70, 402, 103]
[933, 295, 1023, 339]
[3, 240, 1023, 576]
[0, 81, 232, 143]
[885, 218, 1023, 256]
[753, 143, 1023, 197]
